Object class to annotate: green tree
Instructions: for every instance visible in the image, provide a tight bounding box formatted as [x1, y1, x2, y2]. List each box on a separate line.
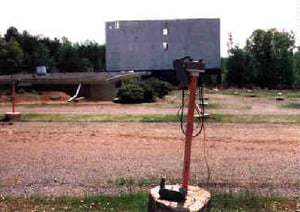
[272, 30, 294, 87]
[80, 58, 93, 72]
[4, 26, 19, 42]
[57, 39, 81, 72]
[18, 30, 40, 71]
[245, 29, 294, 88]
[293, 49, 300, 87]
[0, 37, 23, 74]
[78, 41, 105, 71]
[226, 46, 253, 87]
[246, 29, 274, 87]
[0, 36, 9, 74]
[1, 26, 107, 74]
[34, 43, 50, 66]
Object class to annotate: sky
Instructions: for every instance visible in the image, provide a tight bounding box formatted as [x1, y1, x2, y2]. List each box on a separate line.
[0, 0, 297, 56]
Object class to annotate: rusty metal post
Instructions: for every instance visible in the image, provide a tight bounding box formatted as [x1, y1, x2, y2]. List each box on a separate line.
[182, 72, 199, 190]
[11, 79, 16, 113]
[5, 76, 21, 121]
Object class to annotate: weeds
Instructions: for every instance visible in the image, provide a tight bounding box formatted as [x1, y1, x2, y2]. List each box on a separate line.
[107, 177, 159, 187]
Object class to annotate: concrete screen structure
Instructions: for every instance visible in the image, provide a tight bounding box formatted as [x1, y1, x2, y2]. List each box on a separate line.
[106, 18, 220, 71]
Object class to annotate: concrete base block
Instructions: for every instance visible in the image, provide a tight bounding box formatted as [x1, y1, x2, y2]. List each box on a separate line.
[194, 113, 211, 119]
[148, 185, 211, 212]
[275, 97, 285, 101]
[4, 112, 21, 121]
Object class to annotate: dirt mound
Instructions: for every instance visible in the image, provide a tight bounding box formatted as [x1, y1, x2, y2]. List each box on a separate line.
[16, 93, 41, 102]
[40, 91, 71, 102]
[0, 95, 10, 103]
[0, 91, 71, 103]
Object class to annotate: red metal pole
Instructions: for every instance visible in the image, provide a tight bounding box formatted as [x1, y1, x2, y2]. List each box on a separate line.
[11, 80, 15, 113]
[182, 74, 198, 190]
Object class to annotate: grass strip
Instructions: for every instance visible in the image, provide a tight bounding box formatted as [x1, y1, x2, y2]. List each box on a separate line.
[209, 113, 300, 124]
[17, 113, 300, 124]
[21, 113, 179, 123]
[0, 191, 297, 211]
[282, 102, 300, 109]
[210, 191, 297, 211]
[218, 89, 300, 98]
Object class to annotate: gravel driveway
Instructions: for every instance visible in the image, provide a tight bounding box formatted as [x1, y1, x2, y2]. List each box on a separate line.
[0, 122, 299, 197]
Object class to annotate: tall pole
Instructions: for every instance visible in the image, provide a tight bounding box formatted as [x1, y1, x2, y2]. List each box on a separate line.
[11, 79, 15, 113]
[182, 71, 199, 190]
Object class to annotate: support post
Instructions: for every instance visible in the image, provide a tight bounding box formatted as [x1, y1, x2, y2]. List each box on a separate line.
[148, 60, 210, 211]
[11, 79, 16, 113]
[182, 72, 199, 190]
[4, 78, 21, 121]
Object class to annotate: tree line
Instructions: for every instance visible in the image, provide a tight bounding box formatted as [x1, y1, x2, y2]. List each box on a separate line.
[1, 26, 300, 89]
[224, 29, 298, 89]
[0, 26, 105, 75]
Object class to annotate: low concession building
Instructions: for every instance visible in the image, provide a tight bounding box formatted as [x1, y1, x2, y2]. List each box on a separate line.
[0, 72, 145, 101]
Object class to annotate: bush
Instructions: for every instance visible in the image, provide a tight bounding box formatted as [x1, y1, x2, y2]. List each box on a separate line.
[17, 88, 26, 94]
[0, 89, 10, 95]
[116, 78, 171, 104]
[139, 82, 157, 103]
[116, 82, 146, 103]
[143, 77, 172, 98]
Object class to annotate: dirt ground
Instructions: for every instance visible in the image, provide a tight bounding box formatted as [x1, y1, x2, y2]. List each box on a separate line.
[0, 91, 299, 198]
[1, 91, 300, 115]
[0, 122, 299, 197]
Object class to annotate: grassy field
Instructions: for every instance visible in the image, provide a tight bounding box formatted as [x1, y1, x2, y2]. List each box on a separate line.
[1, 113, 298, 124]
[1, 191, 297, 211]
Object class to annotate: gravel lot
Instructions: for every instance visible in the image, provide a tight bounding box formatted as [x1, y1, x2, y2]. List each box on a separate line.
[0, 122, 299, 197]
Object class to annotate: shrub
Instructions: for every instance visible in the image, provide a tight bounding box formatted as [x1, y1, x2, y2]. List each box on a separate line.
[143, 77, 172, 98]
[17, 88, 26, 94]
[116, 78, 172, 104]
[116, 82, 145, 103]
[139, 82, 157, 102]
[0, 89, 10, 95]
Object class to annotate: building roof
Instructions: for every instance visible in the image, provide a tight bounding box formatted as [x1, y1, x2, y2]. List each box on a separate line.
[0, 72, 146, 85]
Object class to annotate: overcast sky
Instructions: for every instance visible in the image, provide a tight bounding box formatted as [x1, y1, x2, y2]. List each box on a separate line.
[0, 0, 297, 56]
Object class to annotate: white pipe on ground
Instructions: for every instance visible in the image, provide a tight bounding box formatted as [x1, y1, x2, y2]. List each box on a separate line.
[68, 83, 82, 102]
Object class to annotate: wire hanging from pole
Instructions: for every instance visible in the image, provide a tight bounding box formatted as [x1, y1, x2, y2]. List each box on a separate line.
[177, 78, 205, 137]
